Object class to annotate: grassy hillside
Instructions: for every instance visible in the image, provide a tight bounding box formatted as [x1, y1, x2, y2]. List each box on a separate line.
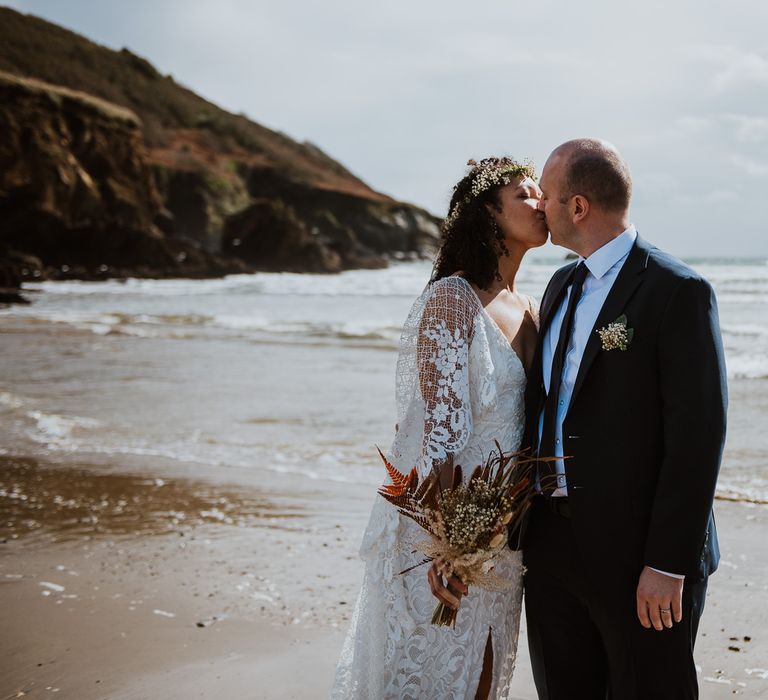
[0, 6, 383, 200]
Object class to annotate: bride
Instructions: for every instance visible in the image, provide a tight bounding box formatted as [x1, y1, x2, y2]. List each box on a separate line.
[331, 157, 547, 699]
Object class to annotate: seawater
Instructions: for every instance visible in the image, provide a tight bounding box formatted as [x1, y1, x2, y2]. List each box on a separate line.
[0, 257, 766, 502]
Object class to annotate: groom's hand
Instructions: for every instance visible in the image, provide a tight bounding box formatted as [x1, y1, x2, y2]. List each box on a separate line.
[636, 566, 684, 631]
[427, 561, 468, 610]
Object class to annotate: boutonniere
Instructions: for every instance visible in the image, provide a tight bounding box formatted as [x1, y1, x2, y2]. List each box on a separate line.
[596, 314, 634, 351]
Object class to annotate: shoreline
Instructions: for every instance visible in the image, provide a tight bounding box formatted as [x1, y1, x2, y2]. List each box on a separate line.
[1, 453, 766, 698]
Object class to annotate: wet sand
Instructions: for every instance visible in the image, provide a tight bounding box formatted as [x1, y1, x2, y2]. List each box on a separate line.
[0, 455, 364, 699]
[1, 455, 766, 699]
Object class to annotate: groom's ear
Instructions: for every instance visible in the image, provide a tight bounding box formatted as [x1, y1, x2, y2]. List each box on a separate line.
[572, 195, 590, 223]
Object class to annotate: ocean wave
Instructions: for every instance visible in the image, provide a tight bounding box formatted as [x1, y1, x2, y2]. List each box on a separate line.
[717, 293, 768, 305]
[2, 389, 765, 499]
[29, 274, 267, 297]
[725, 354, 768, 380]
[721, 323, 768, 339]
[24, 410, 101, 449]
[24, 268, 430, 299]
[5, 307, 768, 368]
[0, 390, 103, 450]
[0, 309, 404, 347]
[0, 390, 26, 410]
[17, 257, 768, 302]
[19, 261, 521, 298]
[716, 482, 768, 505]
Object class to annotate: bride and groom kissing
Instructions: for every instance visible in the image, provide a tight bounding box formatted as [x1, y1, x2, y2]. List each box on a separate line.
[332, 138, 728, 699]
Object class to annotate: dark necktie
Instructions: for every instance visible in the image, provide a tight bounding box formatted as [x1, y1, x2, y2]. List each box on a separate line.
[538, 261, 589, 494]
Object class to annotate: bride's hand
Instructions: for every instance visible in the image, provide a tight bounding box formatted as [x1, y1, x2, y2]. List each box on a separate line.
[427, 560, 468, 610]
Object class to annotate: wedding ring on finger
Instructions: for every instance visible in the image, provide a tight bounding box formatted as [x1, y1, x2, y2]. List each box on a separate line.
[659, 607, 671, 614]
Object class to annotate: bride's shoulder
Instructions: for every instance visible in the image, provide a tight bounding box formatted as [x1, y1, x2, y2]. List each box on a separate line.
[429, 272, 471, 290]
[422, 274, 482, 313]
[408, 275, 484, 337]
[522, 294, 541, 329]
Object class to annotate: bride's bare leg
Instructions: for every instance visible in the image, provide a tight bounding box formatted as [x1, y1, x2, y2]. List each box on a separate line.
[475, 628, 494, 700]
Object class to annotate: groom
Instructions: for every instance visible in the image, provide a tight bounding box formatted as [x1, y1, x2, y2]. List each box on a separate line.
[520, 138, 728, 699]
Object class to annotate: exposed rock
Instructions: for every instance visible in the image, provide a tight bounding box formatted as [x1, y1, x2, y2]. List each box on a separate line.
[0, 71, 249, 281]
[237, 165, 438, 268]
[222, 200, 346, 273]
[0, 245, 41, 303]
[150, 139, 251, 253]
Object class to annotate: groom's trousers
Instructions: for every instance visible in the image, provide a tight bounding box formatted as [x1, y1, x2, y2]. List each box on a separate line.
[522, 497, 707, 700]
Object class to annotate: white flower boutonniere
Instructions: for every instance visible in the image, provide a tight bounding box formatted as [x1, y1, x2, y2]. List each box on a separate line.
[596, 314, 634, 351]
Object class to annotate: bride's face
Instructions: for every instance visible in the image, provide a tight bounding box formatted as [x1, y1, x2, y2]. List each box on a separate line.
[491, 177, 549, 250]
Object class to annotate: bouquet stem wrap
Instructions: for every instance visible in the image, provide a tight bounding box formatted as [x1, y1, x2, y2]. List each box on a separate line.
[431, 581, 464, 628]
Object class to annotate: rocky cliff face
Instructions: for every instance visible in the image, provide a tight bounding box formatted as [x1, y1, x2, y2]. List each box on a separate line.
[222, 165, 439, 272]
[0, 72, 249, 283]
[0, 7, 441, 296]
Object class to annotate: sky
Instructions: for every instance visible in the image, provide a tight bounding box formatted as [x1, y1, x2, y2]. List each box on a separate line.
[6, 0, 768, 257]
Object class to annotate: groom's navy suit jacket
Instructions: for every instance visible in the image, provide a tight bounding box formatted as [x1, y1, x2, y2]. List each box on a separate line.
[520, 235, 728, 584]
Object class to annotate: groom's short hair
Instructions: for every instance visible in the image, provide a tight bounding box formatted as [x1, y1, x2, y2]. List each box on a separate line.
[558, 139, 632, 212]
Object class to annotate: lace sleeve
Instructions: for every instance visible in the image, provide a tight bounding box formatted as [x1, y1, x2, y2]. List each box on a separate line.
[391, 276, 482, 478]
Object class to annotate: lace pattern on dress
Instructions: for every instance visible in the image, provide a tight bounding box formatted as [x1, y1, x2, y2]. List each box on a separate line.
[332, 276, 532, 700]
[414, 278, 482, 475]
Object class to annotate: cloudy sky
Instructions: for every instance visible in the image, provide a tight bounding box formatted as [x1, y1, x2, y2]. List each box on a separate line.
[7, 0, 768, 256]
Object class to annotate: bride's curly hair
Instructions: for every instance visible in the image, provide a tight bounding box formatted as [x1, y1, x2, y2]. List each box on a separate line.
[431, 157, 536, 290]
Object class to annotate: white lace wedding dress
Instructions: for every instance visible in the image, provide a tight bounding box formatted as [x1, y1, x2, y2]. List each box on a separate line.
[331, 276, 531, 700]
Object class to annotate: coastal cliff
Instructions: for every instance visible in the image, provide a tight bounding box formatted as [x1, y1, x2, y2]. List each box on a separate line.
[0, 8, 440, 293]
[0, 72, 248, 282]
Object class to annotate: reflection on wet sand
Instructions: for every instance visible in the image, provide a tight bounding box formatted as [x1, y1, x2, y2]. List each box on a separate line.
[0, 455, 364, 699]
[0, 455, 304, 544]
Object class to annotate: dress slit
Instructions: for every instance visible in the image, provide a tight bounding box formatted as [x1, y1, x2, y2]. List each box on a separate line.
[475, 626, 494, 700]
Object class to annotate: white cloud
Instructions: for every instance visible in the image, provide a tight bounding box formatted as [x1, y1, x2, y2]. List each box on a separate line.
[714, 51, 768, 90]
[675, 113, 768, 144]
[721, 114, 768, 143]
[674, 116, 711, 135]
[690, 45, 768, 91]
[730, 154, 768, 177]
[708, 189, 740, 203]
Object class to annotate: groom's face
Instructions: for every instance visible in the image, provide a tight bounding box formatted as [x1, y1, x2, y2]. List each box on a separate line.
[537, 155, 573, 248]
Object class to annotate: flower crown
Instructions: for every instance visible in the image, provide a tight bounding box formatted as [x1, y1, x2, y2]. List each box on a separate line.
[446, 157, 537, 227]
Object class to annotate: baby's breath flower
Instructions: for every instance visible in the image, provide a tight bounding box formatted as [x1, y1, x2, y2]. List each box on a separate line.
[445, 157, 537, 228]
[596, 314, 634, 351]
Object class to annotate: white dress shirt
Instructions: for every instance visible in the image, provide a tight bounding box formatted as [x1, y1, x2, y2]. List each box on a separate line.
[536, 227, 686, 580]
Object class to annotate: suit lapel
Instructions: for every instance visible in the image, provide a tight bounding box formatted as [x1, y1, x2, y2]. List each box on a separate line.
[529, 262, 575, 394]
[567, 235, 653, 410]
[524, 262, 576, 447]
[539, 262, 577, 337]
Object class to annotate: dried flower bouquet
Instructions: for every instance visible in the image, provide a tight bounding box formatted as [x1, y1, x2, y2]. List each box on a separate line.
[376, 443, 548, 627]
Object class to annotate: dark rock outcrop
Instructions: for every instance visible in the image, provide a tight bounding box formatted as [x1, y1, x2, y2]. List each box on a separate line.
[222, 200, 348, 273]
[239, 165, 438, 267]
[0, 245, 32, 304]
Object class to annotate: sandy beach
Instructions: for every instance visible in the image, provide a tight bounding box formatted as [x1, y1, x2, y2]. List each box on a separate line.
[0, 454, 366, 699]
[1, 453, 766, 700]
